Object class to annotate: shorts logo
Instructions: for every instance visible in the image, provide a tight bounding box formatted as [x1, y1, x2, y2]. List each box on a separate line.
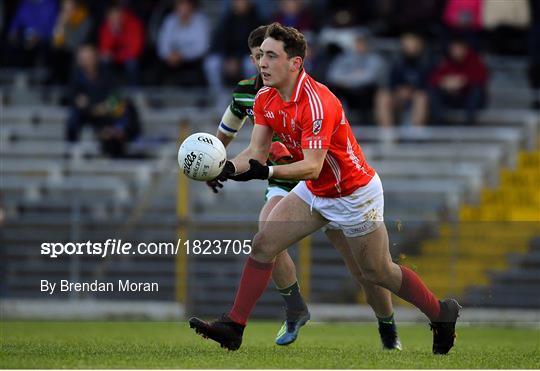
[264, 111, 275, 119]
[312, 119, 322, 135]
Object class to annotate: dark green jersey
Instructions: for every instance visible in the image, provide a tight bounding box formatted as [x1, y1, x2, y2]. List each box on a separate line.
[229, 75, 298, 193]
[229, 75, 260, 120]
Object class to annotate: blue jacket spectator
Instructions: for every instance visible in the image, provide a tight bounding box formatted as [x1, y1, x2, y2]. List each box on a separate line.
[5, 0, 59, 69]
[8, 0, 58, 42]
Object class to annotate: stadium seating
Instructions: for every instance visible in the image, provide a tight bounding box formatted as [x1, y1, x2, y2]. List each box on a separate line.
[1, 53, 539, 317]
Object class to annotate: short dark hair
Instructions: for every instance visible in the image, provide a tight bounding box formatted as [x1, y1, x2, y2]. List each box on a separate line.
[248, 25, 268, 49]
[264, 22, 306, 59]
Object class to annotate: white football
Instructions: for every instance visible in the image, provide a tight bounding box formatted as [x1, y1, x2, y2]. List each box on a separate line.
[178, 133, 227, 181]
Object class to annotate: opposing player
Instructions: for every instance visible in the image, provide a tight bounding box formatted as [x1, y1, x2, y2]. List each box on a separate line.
[208, 25, 402, 349]
[190, 23, 461, 354]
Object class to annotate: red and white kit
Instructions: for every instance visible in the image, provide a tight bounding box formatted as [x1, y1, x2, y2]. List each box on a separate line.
[254, 70, 383, 236]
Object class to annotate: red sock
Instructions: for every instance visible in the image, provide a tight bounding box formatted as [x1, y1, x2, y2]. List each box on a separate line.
[397, 265, 441, 321]
[228, 257, 274, 325]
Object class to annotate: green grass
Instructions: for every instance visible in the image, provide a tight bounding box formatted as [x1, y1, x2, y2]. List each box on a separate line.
[1, 321, 539, 369]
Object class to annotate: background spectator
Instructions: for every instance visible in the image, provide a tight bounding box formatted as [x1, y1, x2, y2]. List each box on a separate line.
[66, 45, 114, 143]
[4, 0, 58, 68]
[326, 28, 387, 123]
[157, 0, 210, 86]
[271, 0, 317, 33]
[441, 0, 483, 49]
[213, 0, 262, 85]
[98, 2, 144, 87]
[49, 0, 91, 84]
[428, 38, 488, 125]
[378, 32, 431, 127]
[97, 95, 142, 157]
[66, 44, 141, 157]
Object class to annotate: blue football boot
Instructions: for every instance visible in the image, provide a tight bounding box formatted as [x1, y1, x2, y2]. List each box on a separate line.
[275, 309, 310, 346]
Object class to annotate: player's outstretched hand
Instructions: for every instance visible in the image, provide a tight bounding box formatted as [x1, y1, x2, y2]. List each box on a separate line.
[207, 161, 235, 192]
[229, 159, 269, 182]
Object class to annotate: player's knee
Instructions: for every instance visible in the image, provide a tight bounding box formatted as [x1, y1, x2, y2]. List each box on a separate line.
[363, 290, 377, 307]
[361, 266, 388, 287]
[351, 267, 366, 284]
[251, 231, 278, 261]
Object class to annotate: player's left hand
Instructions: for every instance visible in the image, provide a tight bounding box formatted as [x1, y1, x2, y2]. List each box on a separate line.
[229, 159, 269, 182]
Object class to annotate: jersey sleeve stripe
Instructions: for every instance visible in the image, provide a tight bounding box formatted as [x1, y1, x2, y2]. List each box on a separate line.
[305, 80, 324, 119]
[307, 139, 325, 149]
[304, 86, 317, 121]
[304, 84, 320, 120]
[293, 71, 307, 102]
[255, 86, 271, 99]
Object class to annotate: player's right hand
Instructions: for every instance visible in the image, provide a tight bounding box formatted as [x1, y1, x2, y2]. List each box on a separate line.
[207, 161, 235, 193]
[208, 161, 236, 192]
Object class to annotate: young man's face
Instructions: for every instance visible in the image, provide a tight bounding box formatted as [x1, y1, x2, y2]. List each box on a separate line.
[249, 46, 263, 74]
[259, 37, 301, 89]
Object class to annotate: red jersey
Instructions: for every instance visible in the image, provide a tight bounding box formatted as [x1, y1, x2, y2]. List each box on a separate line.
[253, 71, 375, 198]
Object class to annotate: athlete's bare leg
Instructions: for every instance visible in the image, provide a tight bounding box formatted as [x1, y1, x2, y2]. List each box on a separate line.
[252, 191, 328, 263]
[345, 224, 403, 292]
[261, 195, 395, 317]
[259, 195, 297, 289]
[346, 224, 453, 331]
[325, 229, 393, 317]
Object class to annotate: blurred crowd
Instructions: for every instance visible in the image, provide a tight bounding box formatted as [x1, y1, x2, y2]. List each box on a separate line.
[1, 0, 539, 155]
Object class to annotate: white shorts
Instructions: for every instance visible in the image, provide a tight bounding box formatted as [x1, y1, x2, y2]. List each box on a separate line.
[292, 174, 384, 238]
[264, 185, 290, 202]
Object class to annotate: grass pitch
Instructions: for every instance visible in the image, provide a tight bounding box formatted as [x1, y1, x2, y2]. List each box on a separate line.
[1, 321, 539, 369]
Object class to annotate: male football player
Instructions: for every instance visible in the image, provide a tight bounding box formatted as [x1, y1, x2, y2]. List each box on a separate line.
[209, 25, 402, 349]
[189, 23, 461, 353]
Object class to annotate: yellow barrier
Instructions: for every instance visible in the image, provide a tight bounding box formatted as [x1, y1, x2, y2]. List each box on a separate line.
[176, 120, 190, 303]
